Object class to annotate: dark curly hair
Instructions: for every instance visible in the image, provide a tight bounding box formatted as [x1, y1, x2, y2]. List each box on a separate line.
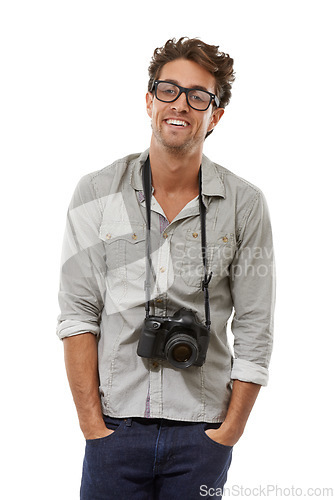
[148, 37, 235, 110]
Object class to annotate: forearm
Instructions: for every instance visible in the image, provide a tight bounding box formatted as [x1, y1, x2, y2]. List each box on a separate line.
[63, 333, 108, 439]
[206, 380, 261, 446]
[223, 380, 261, 438]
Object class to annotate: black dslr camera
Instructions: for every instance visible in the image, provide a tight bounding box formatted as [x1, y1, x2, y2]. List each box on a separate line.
[137, 308, 210, 369]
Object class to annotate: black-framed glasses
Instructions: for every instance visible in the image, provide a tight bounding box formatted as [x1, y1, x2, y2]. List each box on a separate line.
[152, 80, 220, 111]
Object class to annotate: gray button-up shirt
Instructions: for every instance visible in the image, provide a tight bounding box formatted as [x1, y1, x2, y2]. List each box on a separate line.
[57, 149, 275, 423]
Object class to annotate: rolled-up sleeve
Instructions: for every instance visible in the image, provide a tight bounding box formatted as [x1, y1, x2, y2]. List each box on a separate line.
[56, 174, 106, 340]
[229, 190, 275, 386]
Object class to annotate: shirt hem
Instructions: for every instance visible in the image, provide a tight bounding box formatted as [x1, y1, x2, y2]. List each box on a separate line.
[101, 410, 224, 424]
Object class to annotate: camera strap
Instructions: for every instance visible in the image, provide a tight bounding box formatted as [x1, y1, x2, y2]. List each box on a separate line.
[142, 156, 154, 319]
[199, 165, 213, 330]
[142, 156, 212, 330]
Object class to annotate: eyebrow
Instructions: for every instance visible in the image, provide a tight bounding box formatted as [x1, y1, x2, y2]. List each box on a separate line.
[162, 79, 211, 93]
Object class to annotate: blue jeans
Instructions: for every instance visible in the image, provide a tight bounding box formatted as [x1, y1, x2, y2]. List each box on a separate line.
[80, 416, 233, 499]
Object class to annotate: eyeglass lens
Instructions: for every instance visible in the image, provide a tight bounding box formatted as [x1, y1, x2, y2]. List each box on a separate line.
[155, 82, 212, 110]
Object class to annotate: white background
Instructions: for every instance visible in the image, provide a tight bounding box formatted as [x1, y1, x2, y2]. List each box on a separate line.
[1, 1, 333, 498]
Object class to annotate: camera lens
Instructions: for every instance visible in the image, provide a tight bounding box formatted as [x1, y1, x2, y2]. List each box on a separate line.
[172, 343, 192, 362]
[165, 334, 198, 369]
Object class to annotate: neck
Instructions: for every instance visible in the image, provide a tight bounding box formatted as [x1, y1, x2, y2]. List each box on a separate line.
[149, 139, 203, 194]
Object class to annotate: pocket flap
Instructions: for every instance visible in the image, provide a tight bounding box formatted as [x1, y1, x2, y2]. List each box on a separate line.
[99, 223, 145, 244]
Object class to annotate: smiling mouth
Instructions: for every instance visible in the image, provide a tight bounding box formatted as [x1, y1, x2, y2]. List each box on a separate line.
[165, 119, 189, 127]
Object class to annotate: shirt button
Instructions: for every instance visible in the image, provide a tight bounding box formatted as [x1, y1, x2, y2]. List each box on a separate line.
[160, 266, 166, 273]
[106, 233, 111, 240]
[152, 361, 159, 369]
[132, 233, 137, 240]
[163, 232, 168, 239]
[223, 236, 228, 243]
[192, 232, 199, 238]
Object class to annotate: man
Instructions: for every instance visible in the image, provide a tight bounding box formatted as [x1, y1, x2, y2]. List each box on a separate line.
[57, 37, 275, 499]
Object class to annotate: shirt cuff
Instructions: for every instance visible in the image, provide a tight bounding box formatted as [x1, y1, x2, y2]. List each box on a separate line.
[231, 358, 269, 386]
[56, 320, 100, 340]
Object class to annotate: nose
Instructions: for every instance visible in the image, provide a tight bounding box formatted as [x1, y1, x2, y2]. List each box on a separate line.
[171, 90, 189, 111]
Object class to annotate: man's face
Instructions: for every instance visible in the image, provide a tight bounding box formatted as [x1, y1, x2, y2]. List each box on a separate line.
[146, 58, 224, 155]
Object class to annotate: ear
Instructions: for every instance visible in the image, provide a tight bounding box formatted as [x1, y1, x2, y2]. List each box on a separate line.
[146, 92, 153, 118]
[207, 108, 225, 133]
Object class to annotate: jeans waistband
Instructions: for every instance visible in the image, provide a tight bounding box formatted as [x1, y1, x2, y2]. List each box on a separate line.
[103, 415, 220, 428]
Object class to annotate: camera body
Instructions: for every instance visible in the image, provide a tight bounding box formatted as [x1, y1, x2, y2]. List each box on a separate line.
[137, 308, 210, 369]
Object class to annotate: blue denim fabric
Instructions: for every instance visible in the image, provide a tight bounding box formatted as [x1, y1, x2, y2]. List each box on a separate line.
[80, 416, 233, 499]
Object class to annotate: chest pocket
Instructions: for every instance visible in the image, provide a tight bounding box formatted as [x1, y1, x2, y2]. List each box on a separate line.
[181, 229, 236, 288]
[99, 223, 146, 281]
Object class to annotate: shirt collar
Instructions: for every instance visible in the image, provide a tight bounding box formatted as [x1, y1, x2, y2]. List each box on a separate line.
[130, 149, 226, 200]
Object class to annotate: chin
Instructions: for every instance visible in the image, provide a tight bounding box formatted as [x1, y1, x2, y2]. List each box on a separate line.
[153, 128, 198, 155]
[162, 139, 193, 154]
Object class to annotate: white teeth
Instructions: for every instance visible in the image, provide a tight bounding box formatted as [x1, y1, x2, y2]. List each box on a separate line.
[166, 119, 188, 127]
